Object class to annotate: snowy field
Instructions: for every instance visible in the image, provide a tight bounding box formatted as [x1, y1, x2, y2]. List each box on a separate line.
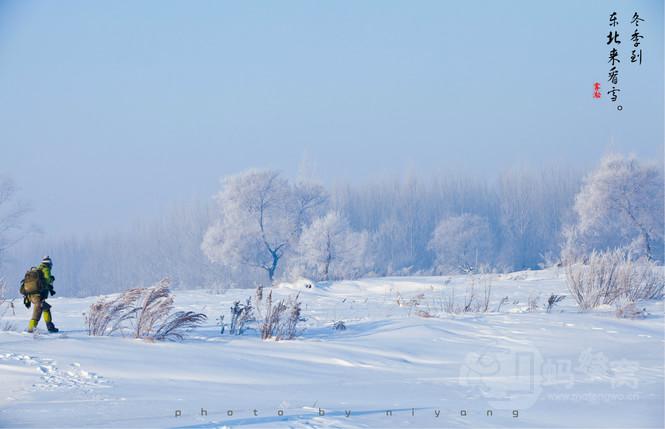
[0, 268, 663, 429]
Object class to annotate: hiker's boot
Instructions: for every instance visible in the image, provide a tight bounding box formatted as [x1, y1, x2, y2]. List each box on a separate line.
[43, 310, 59, 333]
[27, 319, 38, 333]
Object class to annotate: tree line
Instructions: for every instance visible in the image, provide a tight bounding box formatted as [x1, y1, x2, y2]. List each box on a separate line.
[2, 154, 662, 297]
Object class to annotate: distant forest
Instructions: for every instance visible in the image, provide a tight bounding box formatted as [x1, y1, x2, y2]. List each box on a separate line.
[3, 154, 662, 297]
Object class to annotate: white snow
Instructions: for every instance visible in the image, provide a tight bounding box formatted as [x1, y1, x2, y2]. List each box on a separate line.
[0, 268, 663, 428]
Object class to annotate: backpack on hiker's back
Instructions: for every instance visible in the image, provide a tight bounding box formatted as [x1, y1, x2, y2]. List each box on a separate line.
[20, 267, 46, 296]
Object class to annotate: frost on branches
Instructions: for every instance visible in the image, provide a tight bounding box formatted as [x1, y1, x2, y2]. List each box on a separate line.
[202, 170, 329, 284]
[563, 154, 664, 262]
[428, 213, 493, 274]
[291, 211, 370, 281]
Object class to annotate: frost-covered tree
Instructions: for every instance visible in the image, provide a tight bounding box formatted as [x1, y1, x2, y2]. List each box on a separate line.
[563, 154, 664, 261]
[293, 180, 328, 231]
[292, 212, 369, 281]
[202, 170, 297, 283]
[497, 168, 579, 269]
[202, 170, 327, 284]
[371, 215, 414, 275]
[428, 213, 493, 273]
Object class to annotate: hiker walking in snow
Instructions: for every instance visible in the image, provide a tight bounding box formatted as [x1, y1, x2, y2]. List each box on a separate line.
[20, 256, 59, 333]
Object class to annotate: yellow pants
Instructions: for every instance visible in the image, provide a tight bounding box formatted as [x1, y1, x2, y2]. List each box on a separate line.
[28, 295, 53, 330]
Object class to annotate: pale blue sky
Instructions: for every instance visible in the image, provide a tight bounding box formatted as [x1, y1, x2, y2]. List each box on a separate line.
[0, 0, 663, 238]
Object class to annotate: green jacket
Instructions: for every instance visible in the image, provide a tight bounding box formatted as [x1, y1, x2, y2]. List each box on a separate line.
[38, 263, 55, 294]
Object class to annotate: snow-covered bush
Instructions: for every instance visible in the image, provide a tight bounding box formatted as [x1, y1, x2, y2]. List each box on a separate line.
[291, 212, 369, 281]
[282, 293, 303, 340]
[86, 279, 206, 341]
[565, 249, 664, 311]
[527, 294, 539, 312]
[565, 250, 624, 310]
[254, 284, 264, 319]
[439, 275, 493, 314]
[615, 258, 665, 302]
[133, 280, 175, 339]
[563, 154, 664, 262]
[228, 297, 255, 335]
[495, 296, 509, 312]
[546, 294, 566, 313]
[86, 288, 143, 336]
[428, 214, 493, 274]
[443, 289, 456, 313]
[217, 315, 225, 334]
[149, 310, 208, 342]
[331, 320, 346, 331]
[259, 290, 303, 340]
[396, 292, 425, 316]
[259, 291, 285, 340]
[480, 278, 492, 312]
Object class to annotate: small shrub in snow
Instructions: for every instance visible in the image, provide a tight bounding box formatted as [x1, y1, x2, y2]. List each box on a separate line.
[480, 279, 492, 313]
[217, 314, 225, 334]
[565, 250, 622, 310]
[229, 298, 255, 335]
[441, 276, 496, 314]
[282, 293, 303, 340]
[527, 295, 539, 312]
[259, 291, 304, 340]
[463, 275, 492, 313]
[443, 288, 456, 313]
[396, 293, 425, 316]
[254, 284, 264, 319]
[463, 285, 476, 312]
[616, 258, 664, 302]
[565, 249, 664, 311]
[132, 281, 175, 339]
[86, 288, 143, 336]
[259, 291, 285, 340]
[546, 294, 566, 313]
[331, 320, 346, 331]
[495, 296, 509, 312]
[150, 310, 207, 341]
[261, 291, 286, 340]
[86, 279, 206, 341]
[131, 280, 208, 341]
